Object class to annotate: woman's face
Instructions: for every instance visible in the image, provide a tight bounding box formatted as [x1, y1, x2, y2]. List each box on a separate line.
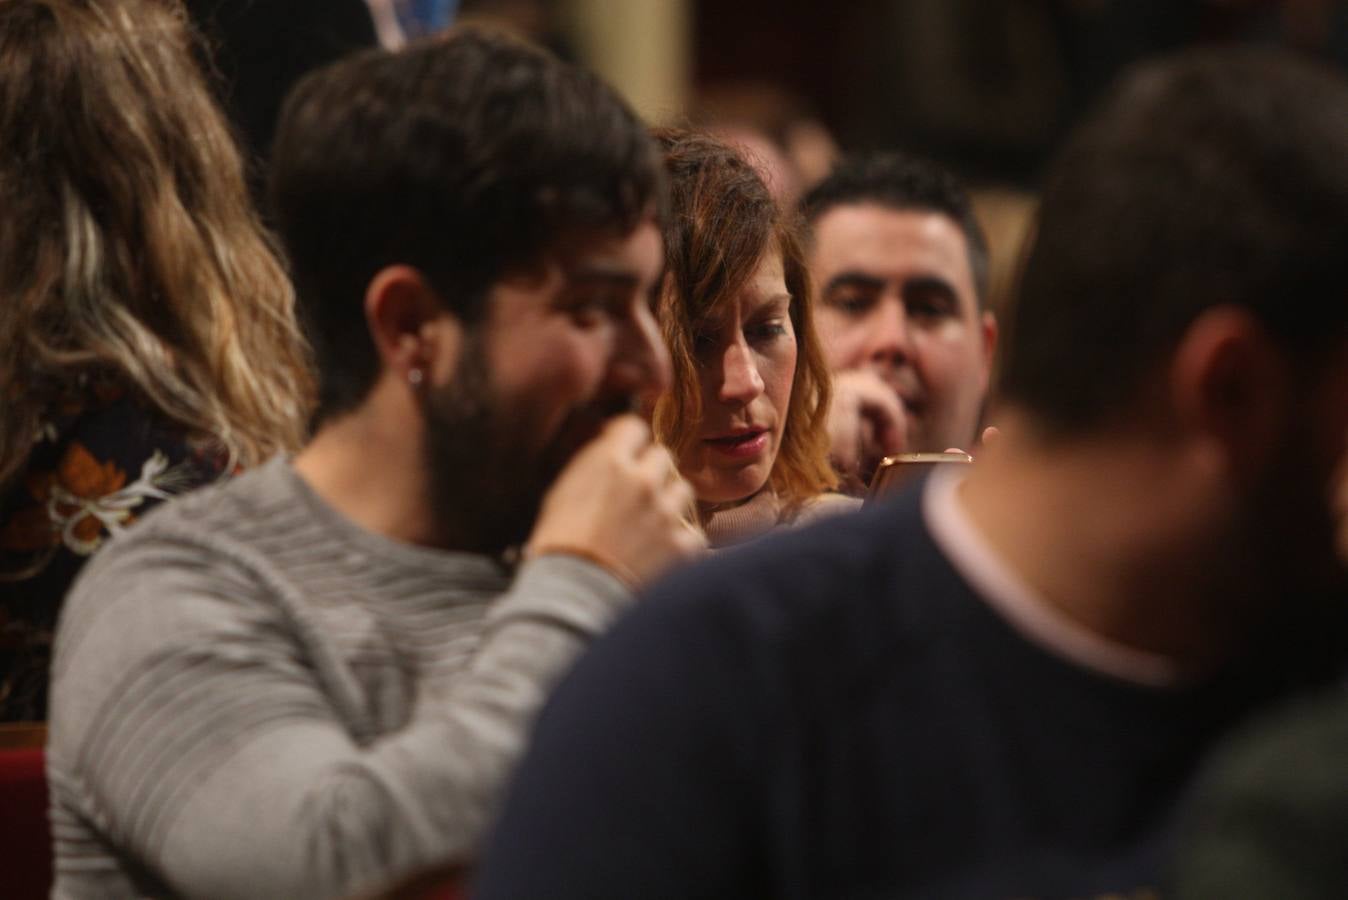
[678, 248, 798, 506]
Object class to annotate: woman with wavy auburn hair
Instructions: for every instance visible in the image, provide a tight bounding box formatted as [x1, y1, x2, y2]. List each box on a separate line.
[0, 0, 315, 720]
[651, 129, 856, 548]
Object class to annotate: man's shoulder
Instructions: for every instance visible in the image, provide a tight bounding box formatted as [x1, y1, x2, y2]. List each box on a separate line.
[678, 487, 941, 598]
[546, 484, 976, 763]
[131, 455, 299, 536]
[639, 486, 963, 656]
[50, 462, 315, 746]
[86, 457, 309, 563]
[60, 459, 311, 623]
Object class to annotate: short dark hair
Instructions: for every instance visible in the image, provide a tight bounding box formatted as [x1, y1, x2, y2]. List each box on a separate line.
[799, 152, 990, 307]
[999, 48, 1348, 435]
[269, 27, 663, 424]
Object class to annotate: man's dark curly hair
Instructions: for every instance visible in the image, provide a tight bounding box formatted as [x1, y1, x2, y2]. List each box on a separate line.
[270, 27, 664, 425]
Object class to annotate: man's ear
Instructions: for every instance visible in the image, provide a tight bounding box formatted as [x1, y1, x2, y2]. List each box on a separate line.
[1170, 306, 1291, 479]
[364, 265, 460, 385]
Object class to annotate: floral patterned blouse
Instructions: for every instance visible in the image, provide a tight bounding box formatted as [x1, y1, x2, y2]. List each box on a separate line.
[0, 383, 228, 721]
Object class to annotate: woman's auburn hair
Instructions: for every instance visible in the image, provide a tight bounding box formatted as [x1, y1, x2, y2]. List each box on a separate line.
[0, 0, 315, 486]
[650, 128, 836, 513]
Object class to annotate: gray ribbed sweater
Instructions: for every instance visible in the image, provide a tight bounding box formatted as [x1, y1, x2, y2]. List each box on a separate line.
[46, 456, 633, 899]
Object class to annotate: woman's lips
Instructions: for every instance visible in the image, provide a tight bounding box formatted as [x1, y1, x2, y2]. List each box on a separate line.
[704, 429, 769, 459]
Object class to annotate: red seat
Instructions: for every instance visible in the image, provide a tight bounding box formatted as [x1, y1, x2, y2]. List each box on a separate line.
[379, 864, 468, 899]
[0, 746, 52, 900]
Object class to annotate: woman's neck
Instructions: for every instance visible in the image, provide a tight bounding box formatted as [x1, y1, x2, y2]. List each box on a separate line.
[699, 488, 781, 549]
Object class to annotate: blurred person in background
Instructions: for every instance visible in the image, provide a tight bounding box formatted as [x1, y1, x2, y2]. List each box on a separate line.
[453, 0, 574, 59]
[47, 27, 699, 899]
[186, 0, 378, 191]
[0, 0, 314, 723]
[1168, 448, 1348, 899]
[801, 153, 998, 490]
[651, 130, 855, 548]
[1169, 680, 1348, 899]
[695, 82, 843, 207]
[475, 47, 1348, 899]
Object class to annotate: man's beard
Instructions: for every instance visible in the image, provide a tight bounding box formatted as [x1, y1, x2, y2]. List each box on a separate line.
[422, 334, 634, 556]
[423, 335, 551, 556]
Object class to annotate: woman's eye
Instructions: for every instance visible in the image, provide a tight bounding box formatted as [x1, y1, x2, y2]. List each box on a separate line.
[745, 321, 788, 344]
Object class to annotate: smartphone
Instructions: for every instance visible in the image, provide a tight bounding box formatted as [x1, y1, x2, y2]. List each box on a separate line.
[865, 451, 973, 505]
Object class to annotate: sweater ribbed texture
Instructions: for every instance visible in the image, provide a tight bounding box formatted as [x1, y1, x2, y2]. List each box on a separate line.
[47, 456, 632, 899]
[702, 490, 861, 549]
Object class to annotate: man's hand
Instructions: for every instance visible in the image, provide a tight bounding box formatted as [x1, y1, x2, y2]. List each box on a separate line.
[827, 369, 908, 486]
[527, 415, 704, 587]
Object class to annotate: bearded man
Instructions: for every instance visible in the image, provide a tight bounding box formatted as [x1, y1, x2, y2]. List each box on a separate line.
[46, 28, 700, 900]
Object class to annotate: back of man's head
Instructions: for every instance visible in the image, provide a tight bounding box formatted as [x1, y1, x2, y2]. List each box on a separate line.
[269, 27, 663, 425]
[999, 48, 1348, 436]
[800, 152, 990, 308]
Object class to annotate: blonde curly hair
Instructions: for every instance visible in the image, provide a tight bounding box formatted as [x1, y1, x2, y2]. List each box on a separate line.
[0, 0, 315, 486]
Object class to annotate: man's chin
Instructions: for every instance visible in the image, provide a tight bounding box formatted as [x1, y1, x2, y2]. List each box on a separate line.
[543, 398, 635, 473]
[555, 416, 608, 462]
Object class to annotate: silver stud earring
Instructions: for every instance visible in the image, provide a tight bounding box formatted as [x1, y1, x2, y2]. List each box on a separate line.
[408, 368, 424, 388]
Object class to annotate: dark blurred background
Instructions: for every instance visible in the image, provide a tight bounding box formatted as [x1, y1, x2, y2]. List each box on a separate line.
[184, 0, 1348, 312]
[185, 1, 1346, 183]
[693, 0, 1348, 186]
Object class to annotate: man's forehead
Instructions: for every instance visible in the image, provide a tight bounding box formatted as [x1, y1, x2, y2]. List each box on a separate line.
[498, 220, 664, 290]
[811, 203, 971, 282]
[553, 220, 663, 273]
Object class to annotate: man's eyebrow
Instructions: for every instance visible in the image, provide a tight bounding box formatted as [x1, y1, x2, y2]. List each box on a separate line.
[565, 265, 641, 286]
[903, 275, 958, 302]
[823, 271, 885, 294]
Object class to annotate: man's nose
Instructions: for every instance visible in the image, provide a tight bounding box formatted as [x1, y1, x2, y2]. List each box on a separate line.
[718, 339, 765, 405]
[610, 304, 672, 395]
[866, 296, 910, 366]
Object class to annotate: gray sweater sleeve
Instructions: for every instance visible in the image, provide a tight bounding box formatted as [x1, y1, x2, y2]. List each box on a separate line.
[47, 531, 631, 900]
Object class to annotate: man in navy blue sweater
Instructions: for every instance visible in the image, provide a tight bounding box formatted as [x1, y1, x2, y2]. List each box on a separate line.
[474, 48, 1348, 900]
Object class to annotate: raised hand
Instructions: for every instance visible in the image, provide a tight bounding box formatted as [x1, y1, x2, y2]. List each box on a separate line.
[827, 369, 909, 487]
[527, 414, 704, 587]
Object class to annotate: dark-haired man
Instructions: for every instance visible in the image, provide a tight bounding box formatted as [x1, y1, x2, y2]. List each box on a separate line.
[476, 48, 1348, 899]
[802, 154, 997, 486]
[47, 29, 699, 899]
